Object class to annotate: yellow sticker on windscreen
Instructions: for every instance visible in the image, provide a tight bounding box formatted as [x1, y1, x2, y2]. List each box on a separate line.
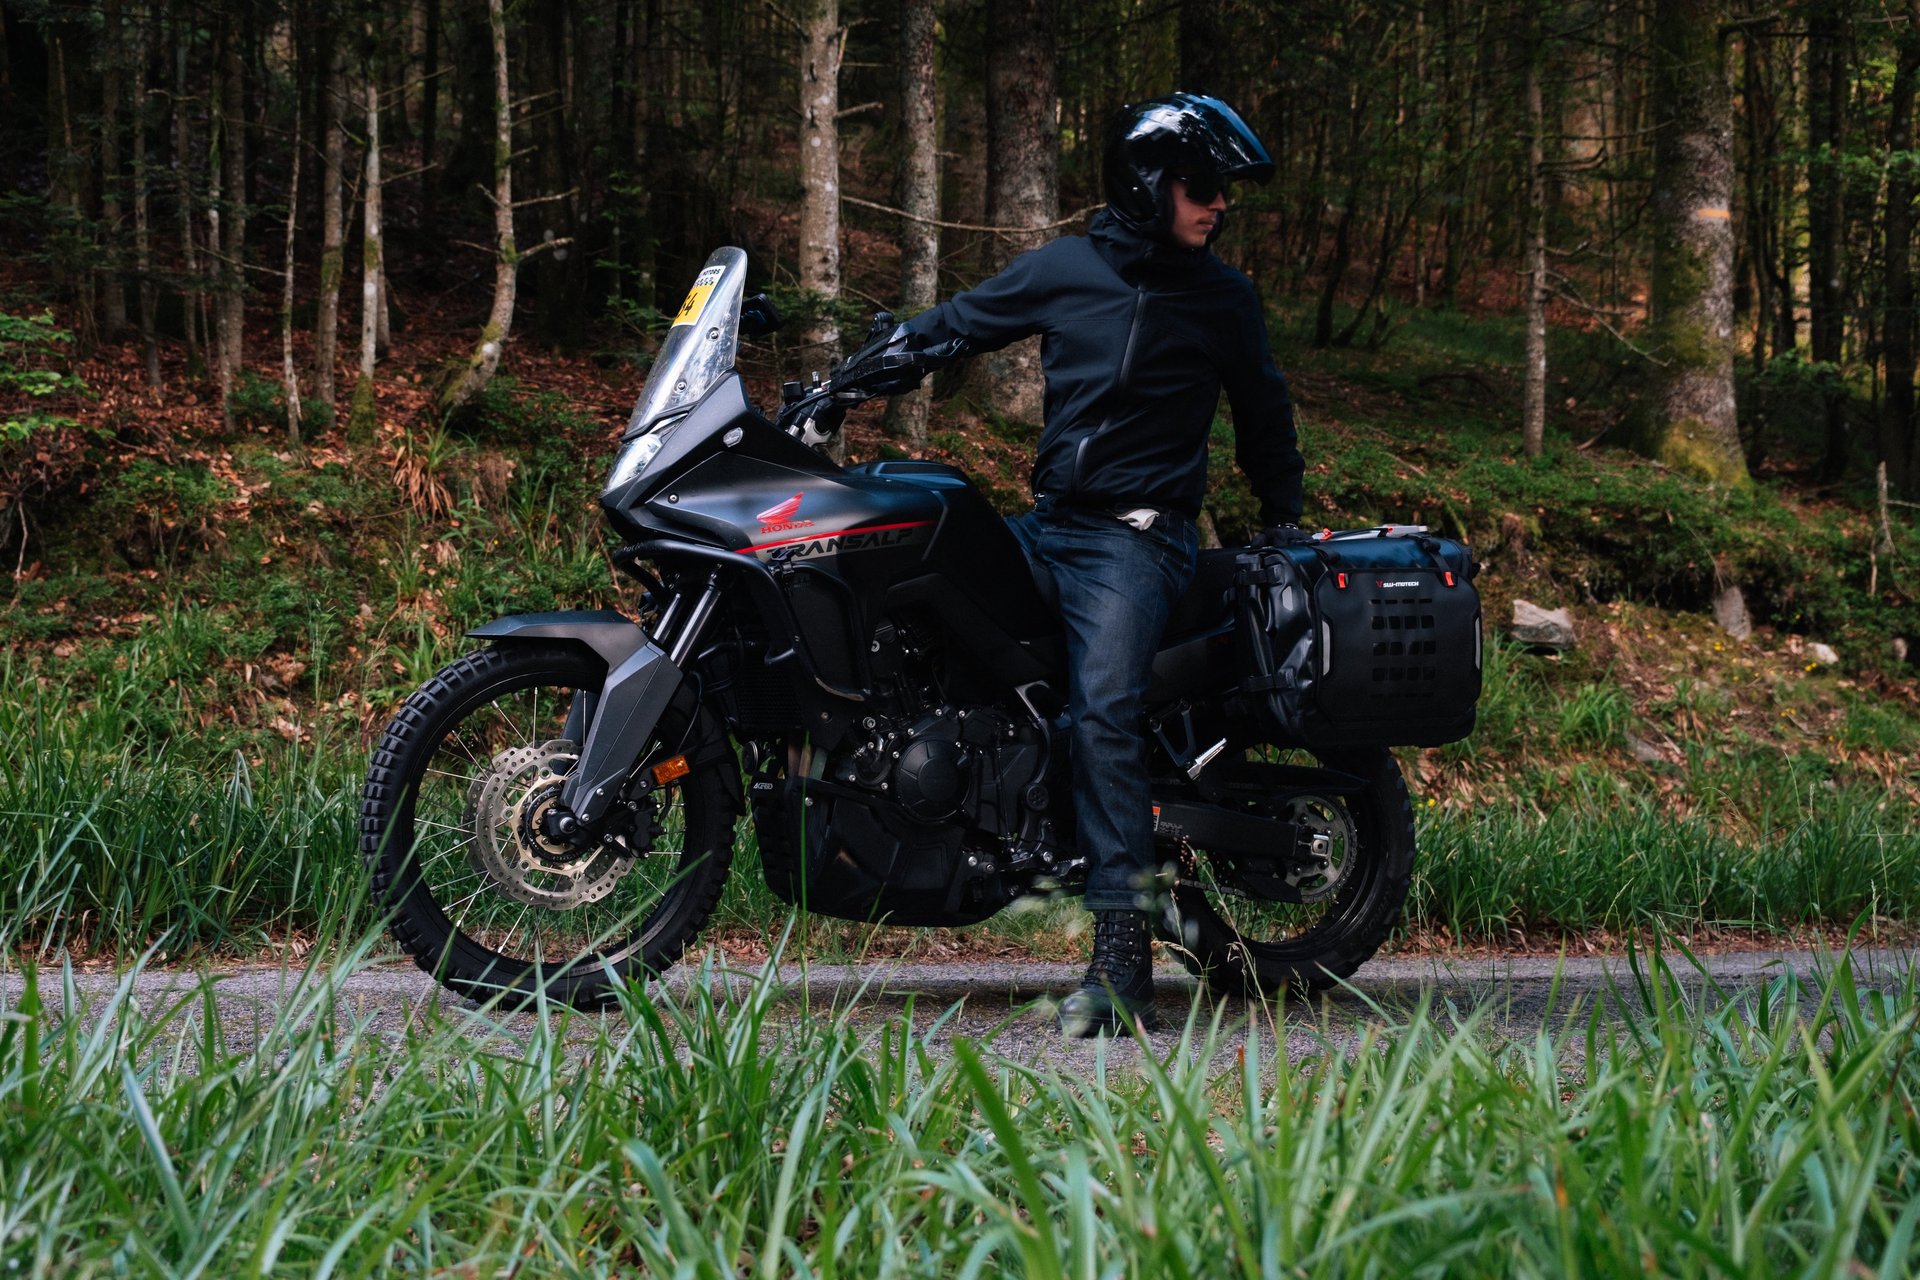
[672, 266, 726, 326]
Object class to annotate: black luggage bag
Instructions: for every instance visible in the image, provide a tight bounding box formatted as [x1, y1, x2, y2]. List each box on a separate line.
[1233, 526, 1482, 751]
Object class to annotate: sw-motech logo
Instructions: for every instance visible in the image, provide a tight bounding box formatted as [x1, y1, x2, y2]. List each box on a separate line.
[1378, 580, 1421, 588]
[756, 492, 815, 535]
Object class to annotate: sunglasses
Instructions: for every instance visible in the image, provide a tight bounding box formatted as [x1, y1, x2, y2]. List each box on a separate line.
[1175, 173, 1233, 204]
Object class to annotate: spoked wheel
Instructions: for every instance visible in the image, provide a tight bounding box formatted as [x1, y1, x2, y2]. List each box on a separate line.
[1166, 746, 1414, 998]
[360, 643, 735, 1007]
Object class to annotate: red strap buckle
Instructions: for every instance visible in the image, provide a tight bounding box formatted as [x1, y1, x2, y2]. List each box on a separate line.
[1444, 571, 1456, 587]
[1336, 572, 1349, 589]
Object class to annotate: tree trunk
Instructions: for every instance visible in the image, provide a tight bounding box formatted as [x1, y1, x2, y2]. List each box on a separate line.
[0, 7, 11, 192]
[420, 0, 439, 229]
[1178, 0, 1230, 97]
[885, 0, 940, 451]
[314, 43, 345, 410]
[798, 0, 843, 372]
[48, 26, 97, 348]
[1806, 0, 1850, 480]
[131, 9, 159, 389]
[982, 0, 1057, 425]
[1741, 32, 1771, 374]
[216, 27, 248, 416]
[1638, 0, 1749, 488]
[349, 44, 383, 441]
[528, 1, 578, 345]
[99, 0, 127, 336]
[1883, 0, 1920, 495]
[439, 0, 518, 418]
[206, 46, 229, 419]
[281, 89, 303, 445]
[173, 30, 204, 371]
[1522, 45, 1548, 460]
[942, 0, 989, 282]
[628, 0, 658, 311]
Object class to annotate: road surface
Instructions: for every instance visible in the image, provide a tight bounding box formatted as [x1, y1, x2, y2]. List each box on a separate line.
[4, 945, 1912, 1072]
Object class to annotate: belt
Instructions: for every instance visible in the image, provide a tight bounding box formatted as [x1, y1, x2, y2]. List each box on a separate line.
[1034, 493, 1171, 531]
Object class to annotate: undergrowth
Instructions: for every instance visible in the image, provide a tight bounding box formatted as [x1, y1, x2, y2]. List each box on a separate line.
[1, 928, 1915, 1276]
[1, 316, 1917, 958]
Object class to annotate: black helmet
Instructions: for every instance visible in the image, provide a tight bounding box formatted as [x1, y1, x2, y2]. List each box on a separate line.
[1103, 92, 1274, 236]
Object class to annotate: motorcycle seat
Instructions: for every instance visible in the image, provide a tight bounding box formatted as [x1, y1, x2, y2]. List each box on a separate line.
[1025, 545, 1239, 641]
[1163, 547, 1241, 639]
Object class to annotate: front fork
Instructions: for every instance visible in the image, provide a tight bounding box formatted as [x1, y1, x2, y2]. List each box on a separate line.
[552, 571, 725, 830]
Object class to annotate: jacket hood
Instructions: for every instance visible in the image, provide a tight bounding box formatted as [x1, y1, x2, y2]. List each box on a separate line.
[1088, 208, 1213, 284]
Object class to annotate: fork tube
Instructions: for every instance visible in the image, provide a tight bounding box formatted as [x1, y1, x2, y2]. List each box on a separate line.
[651, 591, 685, 643]
[666, 571, 724, 666]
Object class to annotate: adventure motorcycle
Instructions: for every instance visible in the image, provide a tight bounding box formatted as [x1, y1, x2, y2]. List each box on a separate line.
[359, 247, 1483, 1007]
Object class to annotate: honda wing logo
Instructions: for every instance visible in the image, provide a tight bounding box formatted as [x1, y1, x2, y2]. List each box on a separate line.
[757, 492, 814, 535]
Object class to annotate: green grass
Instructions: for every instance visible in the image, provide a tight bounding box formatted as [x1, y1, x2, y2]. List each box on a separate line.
[4, 648, 1916, 959]
[2, 309, 1916, 961]
[2, 929, 1915, 1276]
[1413, 800, 1919, 942]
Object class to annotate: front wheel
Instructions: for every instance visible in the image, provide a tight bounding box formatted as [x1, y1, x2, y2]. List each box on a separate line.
[359, 643, 736, 1007]
[1167, 746, 1415, 998]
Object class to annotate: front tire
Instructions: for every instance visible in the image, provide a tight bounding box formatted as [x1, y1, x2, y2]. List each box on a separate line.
[359, 643, 735, 1007]
[1168, 747, 1415, 998]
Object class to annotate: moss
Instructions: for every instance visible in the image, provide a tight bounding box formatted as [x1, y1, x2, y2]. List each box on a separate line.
[346, 374, 378, 444]
[1659, 420, 1754, 489]
[316, 249, 342, 295]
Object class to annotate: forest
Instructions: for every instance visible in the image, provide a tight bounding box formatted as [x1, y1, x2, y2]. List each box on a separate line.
[5, 4, 1920, 1275]
[1, 0, 1918, 492]
[1, 0, 1918, 946]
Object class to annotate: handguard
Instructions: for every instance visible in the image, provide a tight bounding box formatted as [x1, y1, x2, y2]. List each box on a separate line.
[831, 323, 974, 397]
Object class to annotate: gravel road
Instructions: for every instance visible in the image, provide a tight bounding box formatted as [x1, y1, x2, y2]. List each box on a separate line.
[5, 945, 1913, 1073]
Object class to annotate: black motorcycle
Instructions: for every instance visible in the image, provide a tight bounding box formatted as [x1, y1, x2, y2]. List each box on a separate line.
[360, 247, 1482, 1007]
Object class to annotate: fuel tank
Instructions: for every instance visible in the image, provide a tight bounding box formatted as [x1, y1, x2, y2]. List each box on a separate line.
[642, 438, 1057, 691]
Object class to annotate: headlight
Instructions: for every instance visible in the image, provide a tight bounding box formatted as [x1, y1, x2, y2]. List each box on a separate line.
[605, 413, 687, 490]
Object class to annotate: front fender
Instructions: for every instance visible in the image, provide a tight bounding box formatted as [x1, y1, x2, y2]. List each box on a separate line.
[467, 610, 649, 671]
[468, 610, 683, 827]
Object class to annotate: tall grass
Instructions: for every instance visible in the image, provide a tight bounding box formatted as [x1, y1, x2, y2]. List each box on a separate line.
[0, 656, 363, 958]
[1415, 799, 1920, 941]
[2, 927, 1915, 1276]
[5, 653, 1916, 957]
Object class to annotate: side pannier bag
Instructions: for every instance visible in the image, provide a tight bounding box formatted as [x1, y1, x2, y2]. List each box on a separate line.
[1233, 527, 1482, 750]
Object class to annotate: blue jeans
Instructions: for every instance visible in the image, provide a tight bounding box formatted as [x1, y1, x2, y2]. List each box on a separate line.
[1008, 498, 1199, 912]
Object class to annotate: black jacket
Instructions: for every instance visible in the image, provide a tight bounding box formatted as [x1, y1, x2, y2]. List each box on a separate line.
[903, 210, 1304, 525]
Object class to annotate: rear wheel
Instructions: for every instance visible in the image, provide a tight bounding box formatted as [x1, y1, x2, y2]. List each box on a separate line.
[360, 643, 735, 1007]
[1166, 746, 1414, 997]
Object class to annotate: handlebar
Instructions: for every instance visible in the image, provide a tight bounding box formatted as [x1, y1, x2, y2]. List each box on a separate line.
[773, 311, 974, 447]
[771, 310, 975, 450]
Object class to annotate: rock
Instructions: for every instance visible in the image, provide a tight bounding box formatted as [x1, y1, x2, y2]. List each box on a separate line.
[1712, 584, 1752, 640]
[1626, 735, 1664, 766]
[1510, 599, 1576, 649]
[1807, 642, 1840, 667]
[1895, 637, 1911, 665]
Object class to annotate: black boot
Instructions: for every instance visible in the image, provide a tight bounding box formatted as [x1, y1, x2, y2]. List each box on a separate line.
[1058, 910, 1158, 1038]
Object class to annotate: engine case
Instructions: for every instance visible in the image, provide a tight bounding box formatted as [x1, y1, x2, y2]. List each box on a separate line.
[749, 705, 1046, 926]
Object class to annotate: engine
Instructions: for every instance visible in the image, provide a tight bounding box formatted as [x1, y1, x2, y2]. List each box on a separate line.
[839, 707, 1040, 831]
[750, 672, 1057, 925]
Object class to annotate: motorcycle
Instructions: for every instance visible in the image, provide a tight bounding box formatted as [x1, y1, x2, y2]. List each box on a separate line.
[359, 246, 1479, 1007]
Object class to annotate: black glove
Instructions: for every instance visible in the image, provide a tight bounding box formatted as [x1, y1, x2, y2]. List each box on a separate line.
[833, 324, 968, 397]
[1255, 522, 1315, 548]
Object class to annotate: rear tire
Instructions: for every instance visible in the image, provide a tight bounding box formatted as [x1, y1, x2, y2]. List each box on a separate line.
[1167, 747, 1414, 998]
[359, 643, 735, 1007]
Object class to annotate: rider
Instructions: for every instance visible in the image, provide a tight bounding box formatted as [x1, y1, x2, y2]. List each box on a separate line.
[895, 92, 1306, 1035]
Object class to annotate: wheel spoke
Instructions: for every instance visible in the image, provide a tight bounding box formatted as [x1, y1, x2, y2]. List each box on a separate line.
[370, 654, 727, 998]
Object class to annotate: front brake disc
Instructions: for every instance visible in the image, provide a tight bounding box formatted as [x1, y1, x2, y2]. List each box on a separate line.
[464, 739, 636, 908]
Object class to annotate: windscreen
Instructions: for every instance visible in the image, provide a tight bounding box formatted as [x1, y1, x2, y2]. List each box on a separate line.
[622, 246, 747, 438]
